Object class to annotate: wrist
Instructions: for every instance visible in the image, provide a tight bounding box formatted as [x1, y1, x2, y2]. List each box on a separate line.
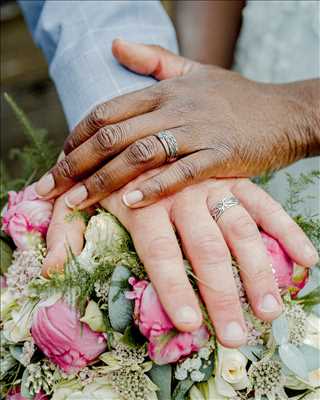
[265, 79, 320, 161]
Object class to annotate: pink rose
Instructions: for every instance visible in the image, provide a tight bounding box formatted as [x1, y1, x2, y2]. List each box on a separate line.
[261, 231, 308, 296]
[32, 299, 106, 373]
[1, 184, 52, 250]
[6, 387, 47, 400]
[126, 278, 209, 365]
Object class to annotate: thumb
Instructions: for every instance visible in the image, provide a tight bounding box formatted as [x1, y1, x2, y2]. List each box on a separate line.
[112, 39, 198, 80]
[42, 192, 86, 277]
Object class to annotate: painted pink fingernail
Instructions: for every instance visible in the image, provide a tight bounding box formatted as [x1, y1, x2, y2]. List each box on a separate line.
[122, 190, 143, 207]
[36, 173, 55, 196]
[223, 321, 246, 342]
[65, 186, 88, 208]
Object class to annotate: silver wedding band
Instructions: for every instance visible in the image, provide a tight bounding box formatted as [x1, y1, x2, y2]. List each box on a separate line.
[155, 131, 179, 162]
[210, 196, 241, 222]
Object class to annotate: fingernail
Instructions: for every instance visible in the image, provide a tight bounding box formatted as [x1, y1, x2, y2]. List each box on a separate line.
[260, 293, 281, 313]
[122, 190, 143, 207]
[223, 321, 246, 342]
[36, 173, 55, 196]
[304, 243, 318, 263]
[176, 306, 200, 325]
[65, 186, 88, 208]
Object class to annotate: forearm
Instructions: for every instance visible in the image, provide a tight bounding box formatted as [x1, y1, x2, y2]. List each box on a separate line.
[173, 0, 245, 68]
[19, 0, 178, 129]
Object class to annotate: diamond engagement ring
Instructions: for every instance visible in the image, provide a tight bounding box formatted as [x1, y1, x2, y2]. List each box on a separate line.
[155, 131, 179, 162]
[209, 196, 241, 221]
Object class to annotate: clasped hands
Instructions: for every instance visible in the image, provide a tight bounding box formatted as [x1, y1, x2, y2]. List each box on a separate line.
[37, 40, 318, 348]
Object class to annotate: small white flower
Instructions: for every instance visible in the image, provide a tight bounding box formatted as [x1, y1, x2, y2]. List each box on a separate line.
[190, 357, 202, 371]
[199, 347, 210, 360]
[181, 358, 193, 372]
[304, 314, 320, 387]
[175, 366, 188, 381]
[190, 370, 205, 382]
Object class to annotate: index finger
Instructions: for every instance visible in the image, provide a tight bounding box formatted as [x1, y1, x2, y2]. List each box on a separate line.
[64, 85, 159, 154]
[42, 192, 86, 277]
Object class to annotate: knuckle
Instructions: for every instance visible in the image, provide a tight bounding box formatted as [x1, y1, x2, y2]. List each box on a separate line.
[165, 280, 189, 298]
[127, 137, 159, 165]
[211, 291, 239, 310]
[260, 197, 284, 217]
[89, 170, 110, 193]
[88, 104, 106, 129]
[56, 158, 76, 179]
[94, 125, 122, 153]
[245, 267, 273, 286]
[176, 160, 198, 183]
[143, 177, 168, 198]
[229, 214, 259, 242]
[147, 236, 180, 260]
[194, 236, 229, 263]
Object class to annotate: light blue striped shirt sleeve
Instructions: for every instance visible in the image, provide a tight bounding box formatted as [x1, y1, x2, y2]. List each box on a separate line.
[18, 0, 178, 130]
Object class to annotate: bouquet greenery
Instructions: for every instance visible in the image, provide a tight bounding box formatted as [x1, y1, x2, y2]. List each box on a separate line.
[1, 96, 319, 400]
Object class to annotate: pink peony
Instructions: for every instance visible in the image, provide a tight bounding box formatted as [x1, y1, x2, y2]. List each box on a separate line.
[261, 231, 308, 296]
[1, 183, 52, 250]
[126, 278, 209, 365]
[31, 299, 107, 373]
[6, 387, 47, 400]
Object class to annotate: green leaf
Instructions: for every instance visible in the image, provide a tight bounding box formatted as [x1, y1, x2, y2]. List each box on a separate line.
[21, 368, 33, 399]
[108, 265, 133, 332]
[148, 364, 172, 400]
[172, 378, 194, 400]
[279, 343, 308, 380]
[121, 324, 146, 348]
[272, 314, 289, 345]
[198, 352, 215, 382]
[298, 267, 320, 298]
[300, 344, 320, 371]
[0, 239, 13, 274]
[240, 345, 264, 362]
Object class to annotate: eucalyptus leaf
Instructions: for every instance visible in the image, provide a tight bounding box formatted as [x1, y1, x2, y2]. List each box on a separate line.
[21, 368, 33, 399]
[240, 345, 264, 362]
[0, 353, 16, 380]
[311, 304, 320, 317]
[298, 267, 320, 298]
[272, 314, 289, 345]
[279, 343, 308, 380]
[0, 239, 13, 274]
[300, 344, 320, 371]
[172, 378, 194, 400]
[148, 364, 172, 400]
[108, 265, 133, 332]
[9, 345, 24, 364]
[199, 352, 215, 381]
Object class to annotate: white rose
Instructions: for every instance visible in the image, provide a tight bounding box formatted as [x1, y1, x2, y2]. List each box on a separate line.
[218, 345, 249, 391]
[0, 288, 17, 321]
[304, 314, 320, 387]
[189, 378, 227, 400]
[3, 300, 35, 342]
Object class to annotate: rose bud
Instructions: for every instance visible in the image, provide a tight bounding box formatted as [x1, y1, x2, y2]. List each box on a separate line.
[1, 183, 52, 250]
[6, 386, 47, 400]
[261, 231, 308, 296]
[126, 278, 209, 365]
[32, 299, 106, 373]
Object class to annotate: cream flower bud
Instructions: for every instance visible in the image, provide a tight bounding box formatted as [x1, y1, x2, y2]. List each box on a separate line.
[218, 345, 249, 391]
[3, 300, 35, 343]
[189, 378, 227, 400]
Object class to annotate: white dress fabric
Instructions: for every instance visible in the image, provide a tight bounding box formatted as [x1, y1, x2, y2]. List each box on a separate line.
[233, 0, 320, 216]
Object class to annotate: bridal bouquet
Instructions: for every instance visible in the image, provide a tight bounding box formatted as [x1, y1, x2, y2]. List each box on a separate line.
[1, 97, 319, 400]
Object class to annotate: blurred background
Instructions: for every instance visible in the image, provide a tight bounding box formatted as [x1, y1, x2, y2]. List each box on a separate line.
[0, 0, 174, 172]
